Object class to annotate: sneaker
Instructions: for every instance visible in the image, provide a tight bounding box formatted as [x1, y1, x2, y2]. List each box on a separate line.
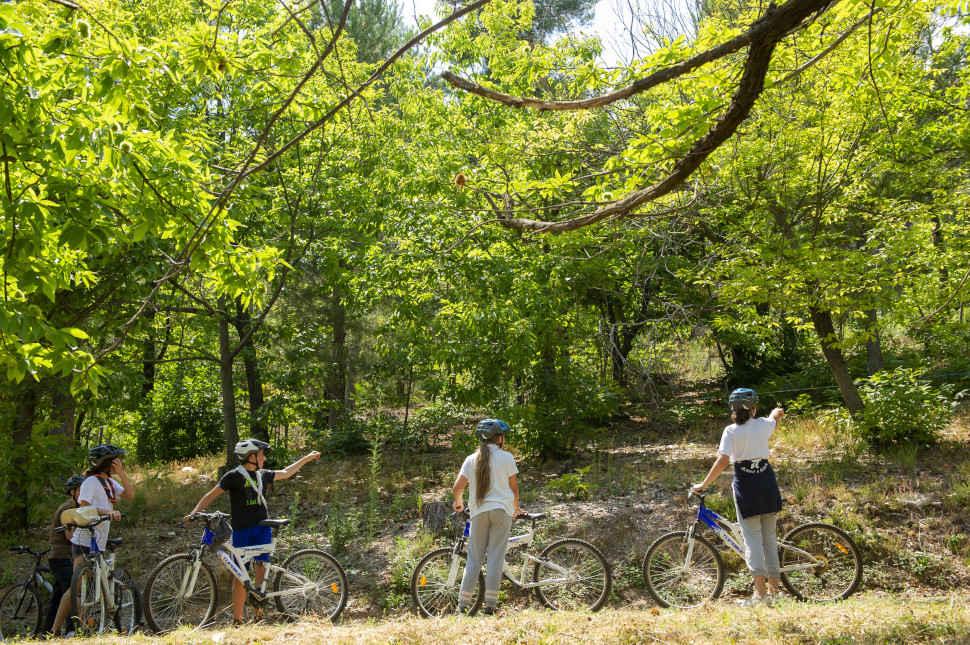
[736, 595, 764, 607]
[482, 606, 496, 616]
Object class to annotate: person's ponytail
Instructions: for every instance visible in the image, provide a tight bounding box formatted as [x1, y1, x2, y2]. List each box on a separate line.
[475, 440, 493, 504]
[732, 408, 752, 425]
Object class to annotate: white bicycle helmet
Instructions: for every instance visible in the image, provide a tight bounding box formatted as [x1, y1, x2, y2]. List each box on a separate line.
[234, 438, 270, 462]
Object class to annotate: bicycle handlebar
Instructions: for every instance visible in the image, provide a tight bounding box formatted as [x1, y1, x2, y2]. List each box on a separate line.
[9, 545, 50, 558]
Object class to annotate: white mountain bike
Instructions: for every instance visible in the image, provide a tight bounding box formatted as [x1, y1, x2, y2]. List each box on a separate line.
[642, 491, 863, 608]
[410, 510, 612, 616]
[142, 511, 347, 633]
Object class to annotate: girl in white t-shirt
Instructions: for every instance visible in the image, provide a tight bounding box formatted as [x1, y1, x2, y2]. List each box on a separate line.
[452, 418, 521, 614]
[692, 388, 784, 606]
[51, 444, 134, 634]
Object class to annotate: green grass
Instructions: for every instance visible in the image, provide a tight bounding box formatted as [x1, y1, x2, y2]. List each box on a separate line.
[22, 593, 970, 644]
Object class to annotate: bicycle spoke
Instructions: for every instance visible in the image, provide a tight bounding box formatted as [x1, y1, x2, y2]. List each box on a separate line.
[781, 524, 862, 602]
[534, 540, 611, 612]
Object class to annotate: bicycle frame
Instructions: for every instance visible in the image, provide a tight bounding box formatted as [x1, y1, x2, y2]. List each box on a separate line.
[692, 499, 823, 575]
[448, 516, 578, 591]
[182, 524, 322, 603]
[78, 533, 118, 616]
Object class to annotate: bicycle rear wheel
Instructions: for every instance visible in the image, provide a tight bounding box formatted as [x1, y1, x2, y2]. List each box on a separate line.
[111, 572, 142, 634]
[533, 539, 612, 611]
[642, 530, 724, 608]
[780, 522, 862, 601]
[273, 549, 348, 621]
[410, 547, 484, 617]
[72, 562, 107, 635]
[0, 584, 42, 639]
[143, 553, 217, 633]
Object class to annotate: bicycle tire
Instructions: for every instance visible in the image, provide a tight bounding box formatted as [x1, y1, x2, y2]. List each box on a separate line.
[533, 538, 612, 612]
[0, 584, 43, 639]
[410, 547, 484, 618]
[143, 553, 217, 633]
[111, 572, 143, 634]
[273, 549, 348, 622]
[642, 530, 725, 608]
[780, 522, 862, 602]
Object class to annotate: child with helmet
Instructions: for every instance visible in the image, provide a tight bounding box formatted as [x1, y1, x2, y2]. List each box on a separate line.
[187, 439, 320, 624]
[452, 418, 522, 615]
[44, 475, 84, 634]
[692, 388, 785, 606]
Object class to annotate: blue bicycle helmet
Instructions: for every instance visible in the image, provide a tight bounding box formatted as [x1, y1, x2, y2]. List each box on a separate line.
[475, 418, 510, 441]
[728, 388, 759, 411]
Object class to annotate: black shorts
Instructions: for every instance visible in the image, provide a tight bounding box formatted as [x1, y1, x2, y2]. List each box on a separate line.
[49, 557, 73, 590]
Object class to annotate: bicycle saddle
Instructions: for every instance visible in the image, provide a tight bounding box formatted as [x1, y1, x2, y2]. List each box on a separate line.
[259, 518, 290, 529]
[520, 512, 546, 521]
[107, 538, 123, 549]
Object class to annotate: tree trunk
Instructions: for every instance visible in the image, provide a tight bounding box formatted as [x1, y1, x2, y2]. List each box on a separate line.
[233, 301, 268, 442]
[5, 380, 39, 529]
[49, 381, 76, 441]
[218, 310, 240, 469]
[810, 308, 864, 414]
[325, 284, 348, 427]
[864, 309, 884, 375]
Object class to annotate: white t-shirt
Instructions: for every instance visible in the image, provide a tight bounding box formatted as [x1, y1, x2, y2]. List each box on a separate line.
[459, 444, 519, 518]
[718, 417, 776, 463]
[71, 476, 124, 552]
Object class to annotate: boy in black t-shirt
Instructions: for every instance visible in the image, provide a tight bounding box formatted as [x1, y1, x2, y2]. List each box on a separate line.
[188, 439, 320, 623]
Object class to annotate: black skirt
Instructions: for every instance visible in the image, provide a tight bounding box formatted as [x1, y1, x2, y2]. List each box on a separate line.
[732, 459, 782, 520]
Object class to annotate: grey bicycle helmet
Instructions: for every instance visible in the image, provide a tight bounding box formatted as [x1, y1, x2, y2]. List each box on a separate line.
[728, 388, 759, 411]
[475, 418, 510, 441]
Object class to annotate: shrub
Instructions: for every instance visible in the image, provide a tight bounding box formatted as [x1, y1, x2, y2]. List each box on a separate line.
[546, 466, 593, 500]
[856, 368, 953, 450]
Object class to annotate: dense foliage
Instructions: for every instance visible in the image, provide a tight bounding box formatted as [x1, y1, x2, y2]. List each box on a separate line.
[0, 0, 967, 526]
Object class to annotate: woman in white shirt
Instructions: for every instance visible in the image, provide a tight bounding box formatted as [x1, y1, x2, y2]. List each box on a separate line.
[692, 388, 785, 606]
[452, 418, 521, 614]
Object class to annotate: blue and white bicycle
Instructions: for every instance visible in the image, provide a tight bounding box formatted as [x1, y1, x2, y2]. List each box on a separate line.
[642, 492, 862, 608]
[142, 511, 347, 633]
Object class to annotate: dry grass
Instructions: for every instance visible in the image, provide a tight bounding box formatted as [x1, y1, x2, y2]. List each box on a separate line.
[25, 592, 970, 644]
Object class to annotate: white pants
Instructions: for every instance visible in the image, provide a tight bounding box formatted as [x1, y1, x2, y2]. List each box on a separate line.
[736, 507, 780, 578]
[459, 508, 512, 608]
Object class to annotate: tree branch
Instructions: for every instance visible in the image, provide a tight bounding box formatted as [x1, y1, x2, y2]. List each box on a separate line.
[456, 0, 838, 232]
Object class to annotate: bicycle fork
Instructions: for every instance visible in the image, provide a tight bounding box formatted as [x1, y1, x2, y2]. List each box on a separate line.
[178, 552, 205, 600]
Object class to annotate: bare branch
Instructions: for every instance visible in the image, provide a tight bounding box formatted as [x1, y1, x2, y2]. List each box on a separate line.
[456, 0, 840, 232]
[443, 0, 835, 111]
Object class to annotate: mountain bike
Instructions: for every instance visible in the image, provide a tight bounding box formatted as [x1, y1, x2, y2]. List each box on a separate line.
[67, 515, 142, 635]
[410, 510, 612, 616]
[142, 511, 348, 633]
[0, 546, 54, 639]
[642, 491, 862, 608]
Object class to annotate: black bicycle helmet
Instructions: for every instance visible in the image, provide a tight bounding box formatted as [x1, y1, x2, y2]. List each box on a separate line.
[64, 475, 86, 494]
[728, 388, 759, 411]
[88, 444, 126, 468]
[475, 418, 511, 441]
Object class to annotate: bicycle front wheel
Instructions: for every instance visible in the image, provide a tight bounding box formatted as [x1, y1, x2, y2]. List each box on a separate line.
[0, 584, 42, 639]
[780, 522, 862, 602]
[143, 553, 217, 633]
[410, 547, 483, 617]
[273, 549, 348, 621]
[72, 562, 107, 635]
[533, 539, 612, 611]
[642, 530, 725, 608]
